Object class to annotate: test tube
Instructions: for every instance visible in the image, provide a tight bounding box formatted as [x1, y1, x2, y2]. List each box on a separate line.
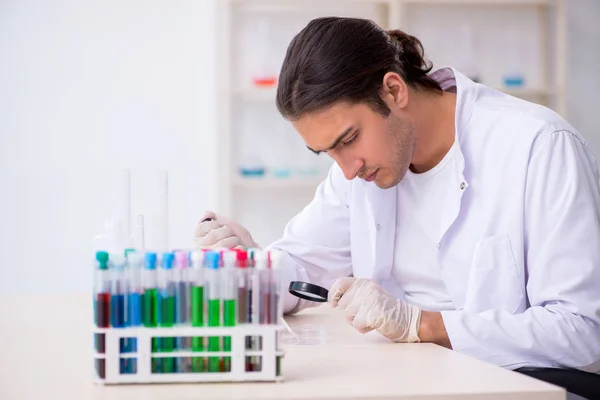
[155, 171, 169, 251]
[190, 250, 205, 372]
[134, 215, 145, 250]
[110, 253, 128, 374]
[126, 250, 144, 374]
[174, 251, 191, 373]
[235, 250, 249, 325]
[126, 250, 144, 328]
[159, 252, 176, 373]
[143, 252, 159, 373]
[269, 250, 284, 376]
[258, 252, 271, 325]
[222, 251, 238, 372]
[252, 250, 270, 372]
[235, 250, 253, 371]
[94, 251, 110, 379]
[118, 169, 131, 240]
[205, 251, 221, 373]
[268, 250, 283, 325]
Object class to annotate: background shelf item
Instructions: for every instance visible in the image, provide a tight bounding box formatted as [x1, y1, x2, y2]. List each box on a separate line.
[233, 176, 325, 189]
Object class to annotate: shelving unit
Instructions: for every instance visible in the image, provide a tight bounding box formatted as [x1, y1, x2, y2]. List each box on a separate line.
[216, 0, 566, 246]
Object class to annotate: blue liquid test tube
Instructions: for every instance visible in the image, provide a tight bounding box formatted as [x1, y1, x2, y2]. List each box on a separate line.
[109, 253, 129, 374]
[126, 250, 144, 373]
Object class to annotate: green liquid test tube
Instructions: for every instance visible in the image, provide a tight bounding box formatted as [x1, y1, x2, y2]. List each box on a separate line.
[143, 252, 159, 373]
[190, 250, 205, 373]
[222, 251, 238, 372]
[159, 252, 176, 373]
[206, 251, 221, 373]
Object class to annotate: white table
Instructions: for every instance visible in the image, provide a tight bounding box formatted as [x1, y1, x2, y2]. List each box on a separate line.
[0, 294, 565, 399]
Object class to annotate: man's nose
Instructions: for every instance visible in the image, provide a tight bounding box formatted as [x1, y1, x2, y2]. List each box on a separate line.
[335, 155, 363, 180]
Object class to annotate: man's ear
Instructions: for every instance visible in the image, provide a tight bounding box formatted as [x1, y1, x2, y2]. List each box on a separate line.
[381, 71, 409, 109]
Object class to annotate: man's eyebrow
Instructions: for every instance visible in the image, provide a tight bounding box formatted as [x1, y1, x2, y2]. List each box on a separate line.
[306, 127, 355, 155]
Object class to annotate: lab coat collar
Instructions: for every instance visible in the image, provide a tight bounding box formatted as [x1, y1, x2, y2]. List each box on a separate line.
[430, 67, 473, 239]
[365, 67, 474, 282]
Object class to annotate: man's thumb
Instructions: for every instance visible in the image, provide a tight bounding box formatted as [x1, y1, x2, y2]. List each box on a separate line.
[328, 277, 356, 307]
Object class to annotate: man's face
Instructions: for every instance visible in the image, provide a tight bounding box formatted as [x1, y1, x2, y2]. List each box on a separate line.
[292, 101, 417, 189]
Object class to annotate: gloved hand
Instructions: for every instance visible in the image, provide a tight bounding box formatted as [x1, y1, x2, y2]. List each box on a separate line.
[329, 277, 422, 343]
[194, 211, 260, 249]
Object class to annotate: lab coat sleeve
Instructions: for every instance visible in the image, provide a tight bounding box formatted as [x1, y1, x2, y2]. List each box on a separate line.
[441, 129, 600, 373]
[267, 163, 353, 314]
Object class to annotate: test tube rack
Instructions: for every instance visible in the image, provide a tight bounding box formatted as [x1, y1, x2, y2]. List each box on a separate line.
[93, 324, 285, 384]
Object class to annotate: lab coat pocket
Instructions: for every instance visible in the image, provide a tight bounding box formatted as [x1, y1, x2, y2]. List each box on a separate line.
[464, 235, 524, 314]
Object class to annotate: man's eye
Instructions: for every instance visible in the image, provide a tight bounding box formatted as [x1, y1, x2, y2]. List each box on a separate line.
[342, 134, 358, 146]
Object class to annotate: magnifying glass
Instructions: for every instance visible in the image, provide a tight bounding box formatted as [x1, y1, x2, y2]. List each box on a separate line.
[288, 281, 329, 303]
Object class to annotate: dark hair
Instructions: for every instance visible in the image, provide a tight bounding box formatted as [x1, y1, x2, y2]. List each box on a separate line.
[276, 17, 442, 121]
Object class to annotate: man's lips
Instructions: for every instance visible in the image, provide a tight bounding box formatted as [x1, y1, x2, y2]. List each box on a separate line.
[365, 169, 378, 182]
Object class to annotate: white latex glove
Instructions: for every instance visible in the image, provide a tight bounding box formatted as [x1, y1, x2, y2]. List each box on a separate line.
[194, 211, 260, 249]
[329, 277, 422, 343]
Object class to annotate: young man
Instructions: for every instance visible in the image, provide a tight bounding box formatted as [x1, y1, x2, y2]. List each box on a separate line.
[196, 17, 600, 374]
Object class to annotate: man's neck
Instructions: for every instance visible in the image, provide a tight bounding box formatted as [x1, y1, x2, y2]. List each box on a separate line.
[410, 91, 457, 174]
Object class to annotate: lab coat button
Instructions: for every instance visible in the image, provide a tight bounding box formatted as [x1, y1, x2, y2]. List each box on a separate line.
[376, 224, 381, 231]
[460, 182, 466, 190]
[436, 243, 440, 249]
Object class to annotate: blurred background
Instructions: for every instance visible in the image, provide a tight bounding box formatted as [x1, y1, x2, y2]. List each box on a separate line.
[1, 0, 598, 294]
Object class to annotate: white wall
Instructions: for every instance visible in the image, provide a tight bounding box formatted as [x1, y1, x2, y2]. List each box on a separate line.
[0, 0, 218, 293]
[566, 0, 600, 154]
[1, 0, 599, 294]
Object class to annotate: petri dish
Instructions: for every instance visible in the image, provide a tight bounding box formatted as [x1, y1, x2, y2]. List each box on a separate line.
[280, 324, 328, 345]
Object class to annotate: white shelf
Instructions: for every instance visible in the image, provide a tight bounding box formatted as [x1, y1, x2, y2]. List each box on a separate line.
[233, 0, 395, 13]
[233, 175, 325, 189]
[234, 86, 278, 101]
[496, 87, 556, 97]
[234, 86, 555, 101]
[403, 0, 552, 5]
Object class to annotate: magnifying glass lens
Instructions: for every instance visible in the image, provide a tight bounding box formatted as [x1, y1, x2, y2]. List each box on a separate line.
[288, 281, 329, 303]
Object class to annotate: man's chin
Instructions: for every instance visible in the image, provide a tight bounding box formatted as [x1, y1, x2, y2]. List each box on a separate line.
[373, 175, 400, 190]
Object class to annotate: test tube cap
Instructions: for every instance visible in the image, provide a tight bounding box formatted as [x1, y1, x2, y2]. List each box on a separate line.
[254, 250, 267, 270]
[247, 248, 259, 259]
[205, 251, 220, 269]
[124, 248, 135, 256]
[236, 250, 248, 268]
[96, 251, 109, 270]
[126, 250, 144, 265]
[110, 253, 126, 270]
[222, 249, 236, 265]
[269, 249, 283, 269]
[174, 250, 188, 269]
[190, 250, 205, 265]
[162, 252, 174, 269]
[145, 252, 157, 270]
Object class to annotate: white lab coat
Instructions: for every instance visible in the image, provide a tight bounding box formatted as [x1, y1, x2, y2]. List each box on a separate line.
[268, 67, 600, 373]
